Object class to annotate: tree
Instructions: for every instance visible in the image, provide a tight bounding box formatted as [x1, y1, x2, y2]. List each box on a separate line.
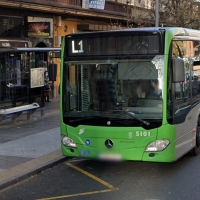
[114, 0, 200, 29]
[149, 0, 200, 29]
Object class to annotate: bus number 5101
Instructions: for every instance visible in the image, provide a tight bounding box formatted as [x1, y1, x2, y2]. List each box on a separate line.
[136, 131, 151, 137]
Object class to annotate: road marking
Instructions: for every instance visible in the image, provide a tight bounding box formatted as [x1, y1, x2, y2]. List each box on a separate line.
[66, 162, 115, 189]
[36, 161, 118, 200]
[36, 188, 118, 200]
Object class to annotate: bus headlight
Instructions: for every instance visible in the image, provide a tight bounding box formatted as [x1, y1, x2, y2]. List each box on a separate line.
[61, 136, 77, 148]
[145, 139, 170, 152]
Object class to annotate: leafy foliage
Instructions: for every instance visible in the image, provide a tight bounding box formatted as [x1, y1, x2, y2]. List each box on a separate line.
[128, 0, 200, 29]
[150, 0, 200, 28]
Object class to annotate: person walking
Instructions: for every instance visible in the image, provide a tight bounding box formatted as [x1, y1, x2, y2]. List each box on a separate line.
[44, 71, 51, 102]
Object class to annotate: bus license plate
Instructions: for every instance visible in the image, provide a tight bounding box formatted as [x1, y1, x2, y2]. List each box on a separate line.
[98, 153, 122, 161]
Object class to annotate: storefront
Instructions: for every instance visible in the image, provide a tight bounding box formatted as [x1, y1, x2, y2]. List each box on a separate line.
[26, 16, 53, 48]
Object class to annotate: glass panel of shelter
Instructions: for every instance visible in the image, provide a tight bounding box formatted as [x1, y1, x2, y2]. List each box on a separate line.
[0, 51, 47, 109]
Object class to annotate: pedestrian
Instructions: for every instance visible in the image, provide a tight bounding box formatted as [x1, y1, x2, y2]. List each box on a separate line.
[44, 71, 51, 102]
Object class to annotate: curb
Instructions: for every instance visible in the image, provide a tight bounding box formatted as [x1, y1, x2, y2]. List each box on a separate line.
[0, 150, 67, 191]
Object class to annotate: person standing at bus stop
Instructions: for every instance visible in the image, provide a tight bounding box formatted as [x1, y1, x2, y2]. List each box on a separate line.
[44, 71, 51, 102]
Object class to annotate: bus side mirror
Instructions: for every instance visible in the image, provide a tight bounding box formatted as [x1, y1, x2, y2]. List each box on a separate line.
[172, 57, 185, 83]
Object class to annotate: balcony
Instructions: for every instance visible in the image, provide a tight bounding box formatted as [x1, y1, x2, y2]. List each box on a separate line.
[1, 0, 132, 20]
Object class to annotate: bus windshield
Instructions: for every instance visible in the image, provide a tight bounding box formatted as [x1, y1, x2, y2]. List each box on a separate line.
[63, 56, 164, 127]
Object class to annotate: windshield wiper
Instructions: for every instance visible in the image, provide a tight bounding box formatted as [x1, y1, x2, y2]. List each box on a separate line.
[112, 110, 150, 126]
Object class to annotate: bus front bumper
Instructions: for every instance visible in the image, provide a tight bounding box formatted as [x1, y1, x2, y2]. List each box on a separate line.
[61, 143, 175, 163]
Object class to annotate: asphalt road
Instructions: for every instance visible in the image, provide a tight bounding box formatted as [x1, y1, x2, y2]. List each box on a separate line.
[0, 153, 200, 200]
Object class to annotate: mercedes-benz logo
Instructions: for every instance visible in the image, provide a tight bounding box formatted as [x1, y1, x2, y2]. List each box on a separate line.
[105, 139, 113, 148]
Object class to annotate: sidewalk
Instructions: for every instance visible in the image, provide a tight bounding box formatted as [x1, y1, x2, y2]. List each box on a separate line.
[0, 98, 66, 190]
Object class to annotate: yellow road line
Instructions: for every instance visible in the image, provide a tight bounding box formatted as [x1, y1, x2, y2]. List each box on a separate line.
[66, 162, 115, 189]
[37, 161, 118, 200]
[36, 188, 118, 200]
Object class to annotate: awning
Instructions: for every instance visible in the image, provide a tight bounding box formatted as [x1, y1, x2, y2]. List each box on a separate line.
[17, 48, 61, 52]
[0, 39, 61, 53]
[0, 47, 17, 52]
[0, 39, 28, 48]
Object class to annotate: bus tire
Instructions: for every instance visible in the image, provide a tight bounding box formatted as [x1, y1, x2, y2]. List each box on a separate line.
[192, 126, 200, 156]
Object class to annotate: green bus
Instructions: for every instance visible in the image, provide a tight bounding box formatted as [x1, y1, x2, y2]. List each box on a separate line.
[60, 27, 200, 162]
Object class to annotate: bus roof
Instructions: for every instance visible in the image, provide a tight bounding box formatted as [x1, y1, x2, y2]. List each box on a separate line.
[66, 27, 200, 38]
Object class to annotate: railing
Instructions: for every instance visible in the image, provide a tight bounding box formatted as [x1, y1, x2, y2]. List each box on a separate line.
[6, 0, 130, 16]
[17, 0, 82, 6]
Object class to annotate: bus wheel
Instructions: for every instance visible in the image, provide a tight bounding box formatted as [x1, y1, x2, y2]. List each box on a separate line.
[192, 126, 200, 156]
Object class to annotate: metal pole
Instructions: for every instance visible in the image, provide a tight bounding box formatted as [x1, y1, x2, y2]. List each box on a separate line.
[155, 0, 159, 27]
[127, 1, 129, 28]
